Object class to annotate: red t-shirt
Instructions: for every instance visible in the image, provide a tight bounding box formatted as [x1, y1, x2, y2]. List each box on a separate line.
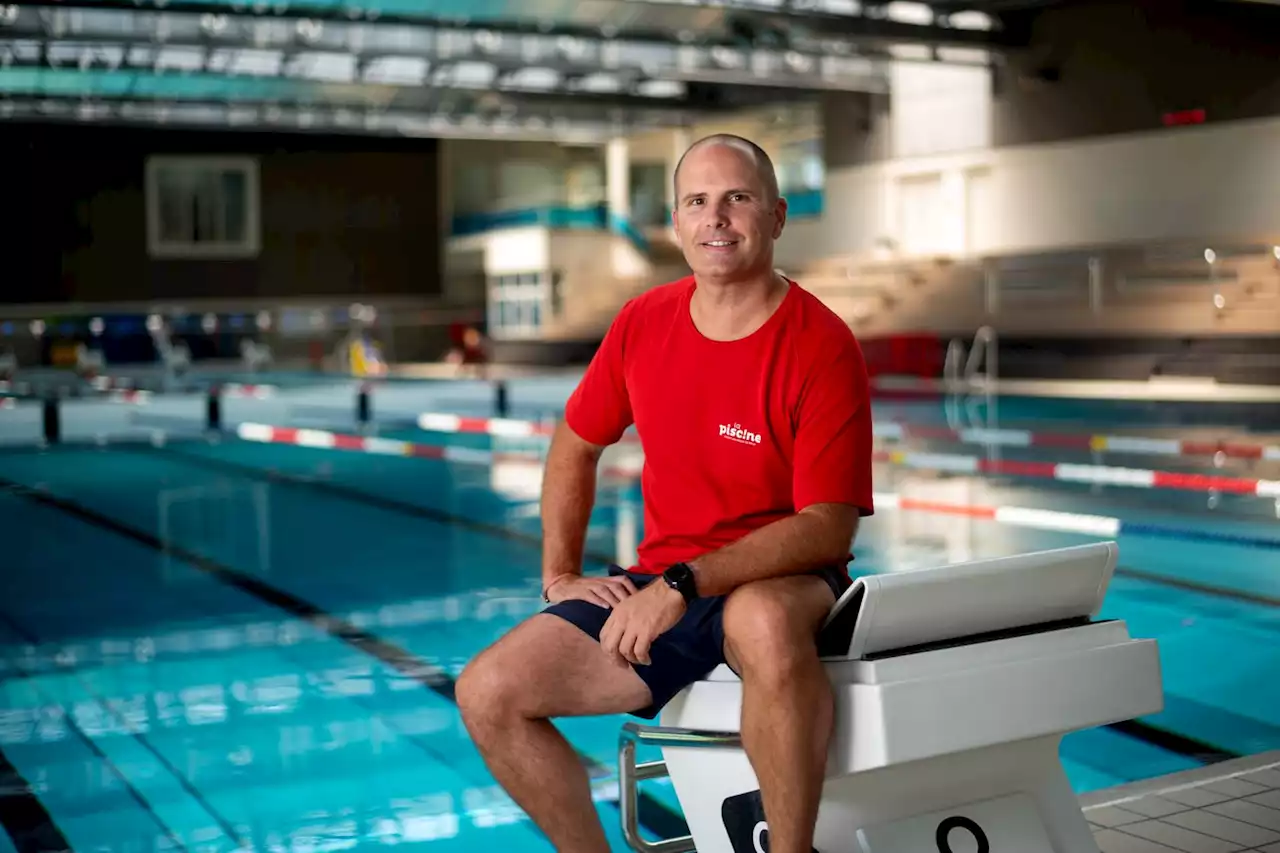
[564, 276, 874, 575]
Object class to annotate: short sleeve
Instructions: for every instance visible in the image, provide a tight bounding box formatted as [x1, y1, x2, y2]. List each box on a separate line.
[563, 304, 635, 447]
[792, 337, 874, 516]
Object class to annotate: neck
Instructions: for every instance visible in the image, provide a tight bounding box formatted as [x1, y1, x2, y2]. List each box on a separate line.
[689, 268, 789, 342]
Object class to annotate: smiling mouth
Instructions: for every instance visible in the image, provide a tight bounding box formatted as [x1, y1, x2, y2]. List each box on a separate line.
[701, 240, 737, 247]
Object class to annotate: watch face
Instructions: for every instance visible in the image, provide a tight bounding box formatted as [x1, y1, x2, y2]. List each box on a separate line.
[665, 563, 695, 598]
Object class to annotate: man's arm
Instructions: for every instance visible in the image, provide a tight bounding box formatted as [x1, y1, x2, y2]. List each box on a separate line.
[539, 421, 640, 608]
[538, 300, 636, 604]
[687, 505, 860, 598]
[539, 420, 604, 592]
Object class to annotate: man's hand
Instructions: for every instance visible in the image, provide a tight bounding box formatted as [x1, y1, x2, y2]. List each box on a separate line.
[545, 574, 637, 608]
[599, 580, 687, 668]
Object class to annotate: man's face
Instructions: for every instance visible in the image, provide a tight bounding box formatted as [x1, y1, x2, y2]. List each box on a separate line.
[672, 144, 786, 283]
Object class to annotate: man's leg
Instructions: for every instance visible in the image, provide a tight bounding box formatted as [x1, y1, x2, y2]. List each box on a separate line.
[457, 611, 652, 853]
[721, 575, 838, 853]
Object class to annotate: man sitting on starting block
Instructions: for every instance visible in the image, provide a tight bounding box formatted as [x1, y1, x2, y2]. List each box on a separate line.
[457, 134, 875, 853]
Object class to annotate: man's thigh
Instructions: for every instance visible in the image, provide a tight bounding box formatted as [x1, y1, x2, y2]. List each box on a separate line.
[543, 584, 730, 720]
[467, 611, 654, 719]
[719, 568, 847, 675]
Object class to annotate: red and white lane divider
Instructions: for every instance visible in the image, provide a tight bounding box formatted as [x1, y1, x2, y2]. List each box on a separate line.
[233, 423, 1280, 547]
[873, 422, 1280, 462]
[235, 423, 643, 477]
[411, 411, 1280, 498]
[873, 492, 1121, 537]
[417, 412, 554, 437]
[415, 410, 1280, 462]
[876, 491, 1280, 549]
[219, 383, 278, 399]
[874, 449, 1280, 498]
[108, 390, 151, 404]
[90, 376, 276, 398]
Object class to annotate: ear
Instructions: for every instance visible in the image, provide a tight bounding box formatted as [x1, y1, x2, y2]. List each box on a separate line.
[772, 196, 788, 239]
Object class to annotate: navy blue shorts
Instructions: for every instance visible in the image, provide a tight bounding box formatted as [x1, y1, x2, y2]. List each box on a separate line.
[542, 564, 852, 719]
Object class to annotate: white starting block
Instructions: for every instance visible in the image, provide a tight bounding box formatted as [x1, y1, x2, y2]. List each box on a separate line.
[617, 541, 1163, 853]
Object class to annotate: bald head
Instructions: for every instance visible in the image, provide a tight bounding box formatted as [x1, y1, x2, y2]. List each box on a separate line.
[673, 133, 779, 205]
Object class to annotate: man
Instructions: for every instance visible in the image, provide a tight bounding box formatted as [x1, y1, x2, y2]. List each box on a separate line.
[456, 134, 874, 853]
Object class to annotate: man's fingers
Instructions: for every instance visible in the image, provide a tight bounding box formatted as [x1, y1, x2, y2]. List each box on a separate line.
[608, 575, 638, 595]
[632, 633, 653, 667]
[594, 582, 628, 607]
[599, 616, 630, 668]
[599, 618, 621, 662]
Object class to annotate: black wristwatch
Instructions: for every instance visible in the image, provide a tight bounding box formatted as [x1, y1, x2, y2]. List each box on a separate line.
[662, 562, 698, 604]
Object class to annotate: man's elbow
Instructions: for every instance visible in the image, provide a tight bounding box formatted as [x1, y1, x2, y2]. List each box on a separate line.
[800, 503, 860, 562]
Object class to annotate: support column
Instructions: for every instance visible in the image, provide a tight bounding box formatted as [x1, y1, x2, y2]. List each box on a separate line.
[605, 137, 630, 229]
[666, 127, 693, 214]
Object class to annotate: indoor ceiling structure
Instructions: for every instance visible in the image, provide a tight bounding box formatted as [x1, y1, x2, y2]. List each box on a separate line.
[0, 0, 1053, 140]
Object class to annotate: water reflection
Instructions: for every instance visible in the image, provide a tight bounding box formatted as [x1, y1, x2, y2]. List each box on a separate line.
[0, 584, 543, 680]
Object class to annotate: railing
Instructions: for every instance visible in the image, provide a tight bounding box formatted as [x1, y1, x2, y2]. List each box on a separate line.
[966, 325, 997, 386]
[617, 722, 743, 853]
[943, 326, 998, 437]
[979, 240, 1279, 321]
[944, 325, 997, 387]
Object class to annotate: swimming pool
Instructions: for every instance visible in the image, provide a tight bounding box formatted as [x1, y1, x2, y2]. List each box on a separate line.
[1, 373, 1278, 852]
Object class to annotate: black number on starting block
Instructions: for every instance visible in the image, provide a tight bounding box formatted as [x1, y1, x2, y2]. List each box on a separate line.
[936, 816, 989, 853]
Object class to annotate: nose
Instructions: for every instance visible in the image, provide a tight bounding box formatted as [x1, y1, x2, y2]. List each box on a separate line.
[705, 198, 731, 227]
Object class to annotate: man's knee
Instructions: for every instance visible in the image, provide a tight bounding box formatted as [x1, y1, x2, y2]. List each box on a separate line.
[722, 577, 830, 680]
[457, 641, 535, 726]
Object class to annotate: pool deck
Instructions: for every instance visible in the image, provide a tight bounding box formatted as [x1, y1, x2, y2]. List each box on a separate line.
[1083, 751, 1280, 852]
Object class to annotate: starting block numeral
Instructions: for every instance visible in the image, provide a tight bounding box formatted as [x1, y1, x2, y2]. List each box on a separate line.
[854, 793, 1056, 853]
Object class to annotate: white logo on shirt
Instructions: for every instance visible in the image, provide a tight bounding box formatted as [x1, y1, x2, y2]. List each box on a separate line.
[719, 422, 762, 446]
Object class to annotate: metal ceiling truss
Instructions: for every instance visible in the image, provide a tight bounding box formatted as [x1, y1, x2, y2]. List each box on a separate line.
[624, 0, 1018, 51]
[0, 93, 682, 140]
[5, 0, 1018, 56]
[0, 5, 893, 95]
[0, 0, 1015, 137]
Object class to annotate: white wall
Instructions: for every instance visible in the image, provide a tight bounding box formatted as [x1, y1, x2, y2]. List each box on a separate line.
[445, 226, 653, 291]
[889, 60, 992, 159]
[790, 114, 1280, 265]
[775, 165, 888, 267]
[550, 230, 649, 282]
[443, 141, 605, 215]
[973, 117, 1280, 253]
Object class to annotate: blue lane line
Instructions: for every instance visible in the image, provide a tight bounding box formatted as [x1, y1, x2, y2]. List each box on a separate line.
[0, 609, 243, 849]
[0, 613, 186, 853]
[0, 740, 75, 853]
[1119, 521, 1280, 551]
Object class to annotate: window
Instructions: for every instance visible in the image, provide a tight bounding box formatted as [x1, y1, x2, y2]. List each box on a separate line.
[146, 156, 260, 258]
[778, 138, 824, 194]
[487, 271, 549, 339]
